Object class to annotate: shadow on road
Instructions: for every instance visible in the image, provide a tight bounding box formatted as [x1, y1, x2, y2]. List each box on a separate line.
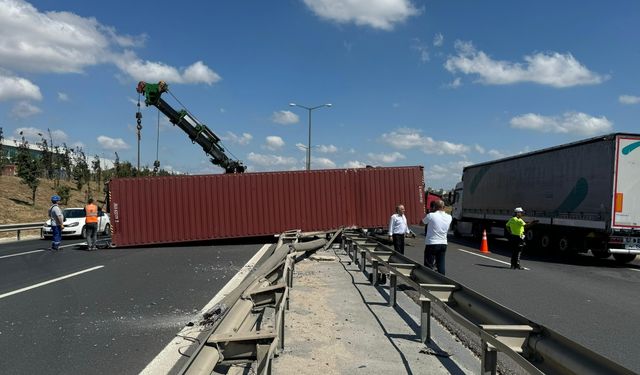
[448, 236, 640, 270]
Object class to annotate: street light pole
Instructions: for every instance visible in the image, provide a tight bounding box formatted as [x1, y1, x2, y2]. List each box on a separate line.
[289, 103, 332, 170]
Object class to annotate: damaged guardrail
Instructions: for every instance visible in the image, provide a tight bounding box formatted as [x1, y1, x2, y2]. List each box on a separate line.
[343, 230, 635, 375]
[178, 229, 338, 375]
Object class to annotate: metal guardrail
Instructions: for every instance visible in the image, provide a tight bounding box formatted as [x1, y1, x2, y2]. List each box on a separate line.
[343, 230, 635, 375]
[177, 229, 337, 375]
[0, 222, 43, 240]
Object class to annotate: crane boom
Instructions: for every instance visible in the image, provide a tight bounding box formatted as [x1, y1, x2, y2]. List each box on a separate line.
[136, 81, 246, 173]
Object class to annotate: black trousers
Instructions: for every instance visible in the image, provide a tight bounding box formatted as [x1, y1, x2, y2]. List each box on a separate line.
[392, 234, 405, 255]
[424, 244, 448, 275]
[509, 235, 525, 268]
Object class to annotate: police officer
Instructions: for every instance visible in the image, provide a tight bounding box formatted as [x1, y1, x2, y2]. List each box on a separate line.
[506, 207, 537, 269]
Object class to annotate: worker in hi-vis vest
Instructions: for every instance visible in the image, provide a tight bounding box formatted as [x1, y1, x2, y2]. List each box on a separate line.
[85, 198, 99, 250]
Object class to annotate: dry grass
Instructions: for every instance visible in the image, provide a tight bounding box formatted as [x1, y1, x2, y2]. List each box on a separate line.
[0, 176, 105, 239]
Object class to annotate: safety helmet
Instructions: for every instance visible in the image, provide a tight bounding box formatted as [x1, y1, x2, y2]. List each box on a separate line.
[51, 195, 61, 203]
[514, 207, 524, 213]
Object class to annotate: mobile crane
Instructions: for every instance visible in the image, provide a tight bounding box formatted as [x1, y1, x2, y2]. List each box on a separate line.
[136, 81, 246, 174]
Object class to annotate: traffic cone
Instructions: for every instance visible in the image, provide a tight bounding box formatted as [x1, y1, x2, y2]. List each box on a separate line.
[480, 229, 490, 253]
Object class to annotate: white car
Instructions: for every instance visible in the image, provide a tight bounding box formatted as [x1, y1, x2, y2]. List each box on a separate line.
[43, 207, 111, 238]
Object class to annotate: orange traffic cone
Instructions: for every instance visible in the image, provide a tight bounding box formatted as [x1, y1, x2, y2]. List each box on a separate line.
[480, 229, 490, 253]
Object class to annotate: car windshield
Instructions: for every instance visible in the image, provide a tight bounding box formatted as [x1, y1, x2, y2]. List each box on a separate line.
[63, 209, 85, 219]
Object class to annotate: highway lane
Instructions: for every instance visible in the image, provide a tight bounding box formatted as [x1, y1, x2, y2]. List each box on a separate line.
[403, 228, 640, 373]
[0, 238, 266, 375]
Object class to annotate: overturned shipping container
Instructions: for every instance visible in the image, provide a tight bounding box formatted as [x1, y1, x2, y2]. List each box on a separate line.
[108, 166, 425, 247]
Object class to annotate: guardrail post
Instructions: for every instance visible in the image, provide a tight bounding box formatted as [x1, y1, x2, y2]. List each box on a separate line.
[420, 297, 431, 344]
[353, 244, 358, 265]
[360, 249, 367, 273]
[481, 340, 498, 375]
[17, 229, 21, 241]
[289, 261, 295, 289]
[388, 272, 397, 307]
[372, 259, 379, 285]
[279, 311, 285, 352]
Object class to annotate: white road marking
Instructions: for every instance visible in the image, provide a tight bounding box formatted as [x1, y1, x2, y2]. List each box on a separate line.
[140, 243, 273, 375]
[457, 248, 529, 270]
[0, 265, 104, 300]
[0, 242, 83, 260]
[0, 249, 45, 259]
[628, 268, 640, 272]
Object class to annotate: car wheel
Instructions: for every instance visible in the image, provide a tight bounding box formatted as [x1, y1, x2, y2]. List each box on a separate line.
[103, 223, 111, 235]
[81, 226, 86, 238]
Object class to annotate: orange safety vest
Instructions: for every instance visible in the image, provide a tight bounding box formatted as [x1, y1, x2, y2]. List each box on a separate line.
[85, 203, 98, 224]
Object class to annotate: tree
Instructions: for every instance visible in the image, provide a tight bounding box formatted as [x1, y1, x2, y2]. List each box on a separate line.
[92, 154, 102, 186]
[72, 148, 90, 192]
[0, 127, 5, 170]
[60, 143, 72, 181]
[15, 136, 40, 205]
[39, 136, 53, 179]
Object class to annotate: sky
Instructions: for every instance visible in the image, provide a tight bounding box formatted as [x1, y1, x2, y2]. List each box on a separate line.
[0, 0, 638, 189]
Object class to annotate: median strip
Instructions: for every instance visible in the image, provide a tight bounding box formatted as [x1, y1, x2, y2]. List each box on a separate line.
[0, 265, 104, 300]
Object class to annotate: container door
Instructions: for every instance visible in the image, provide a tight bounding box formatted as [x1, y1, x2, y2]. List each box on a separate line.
[612, 135, 640, 229]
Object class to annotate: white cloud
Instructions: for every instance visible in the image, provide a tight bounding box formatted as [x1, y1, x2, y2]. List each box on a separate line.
[426, 161, 472, 185]
[412, 38, 429, 63]
[14, 127, 68, 144]
[488, 149, 507, 159]
[510, 112, 613, 136]
[367, 151, 406, 163]
[265, 136, 285, 151]
[381, 128, 470, 155]
[272, 110, 299, 125]
[57, 92, 69, 101]
[113, 52, 221, 84]
[433, 33, 444, 47]
[619, 95, 640, 105]
[0, 1, 216, 85]
[445, 77, 462, 89]
[303, 0, 421, 31]
[474, 144, 485, 154]
[97, 135, 129, 151]
[295, 143, 307, 151]
[0, 73, 42, 101]
[247, 152, 298, 168]
[312, 157, 336, 169]
[11, 101, 41, 118]
[317, 144, 338, 153]
[344, 160, 366, 168]
[222, 131, 253, 146]
[445, 41, 607, 88]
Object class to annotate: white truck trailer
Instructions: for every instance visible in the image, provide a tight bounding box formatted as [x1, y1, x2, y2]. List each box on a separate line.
[450, 133, 640, 263]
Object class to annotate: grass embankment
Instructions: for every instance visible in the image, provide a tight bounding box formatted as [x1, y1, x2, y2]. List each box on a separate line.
[0, 176, 105, 240]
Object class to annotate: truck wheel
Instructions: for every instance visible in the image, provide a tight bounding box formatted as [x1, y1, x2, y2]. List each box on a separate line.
[539, 233, 552, 251]
[452, 221, 461, 238]
[613, 254, 637, 264]
[558, 236, 571, 252]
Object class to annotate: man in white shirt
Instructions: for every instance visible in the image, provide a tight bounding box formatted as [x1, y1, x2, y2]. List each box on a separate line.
[388, 204, 414, 254]
[423, 200, 452, 275]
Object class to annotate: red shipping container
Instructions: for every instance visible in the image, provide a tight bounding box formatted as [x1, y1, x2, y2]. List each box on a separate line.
[109, 166, 425, 247]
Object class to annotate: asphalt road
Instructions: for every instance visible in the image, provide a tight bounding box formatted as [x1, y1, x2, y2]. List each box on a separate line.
[0, 237, 264, 375]
[402, 226, 640, 374]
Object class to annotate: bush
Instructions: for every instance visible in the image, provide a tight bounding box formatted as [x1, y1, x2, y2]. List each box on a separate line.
[56, 185, 71, 205]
